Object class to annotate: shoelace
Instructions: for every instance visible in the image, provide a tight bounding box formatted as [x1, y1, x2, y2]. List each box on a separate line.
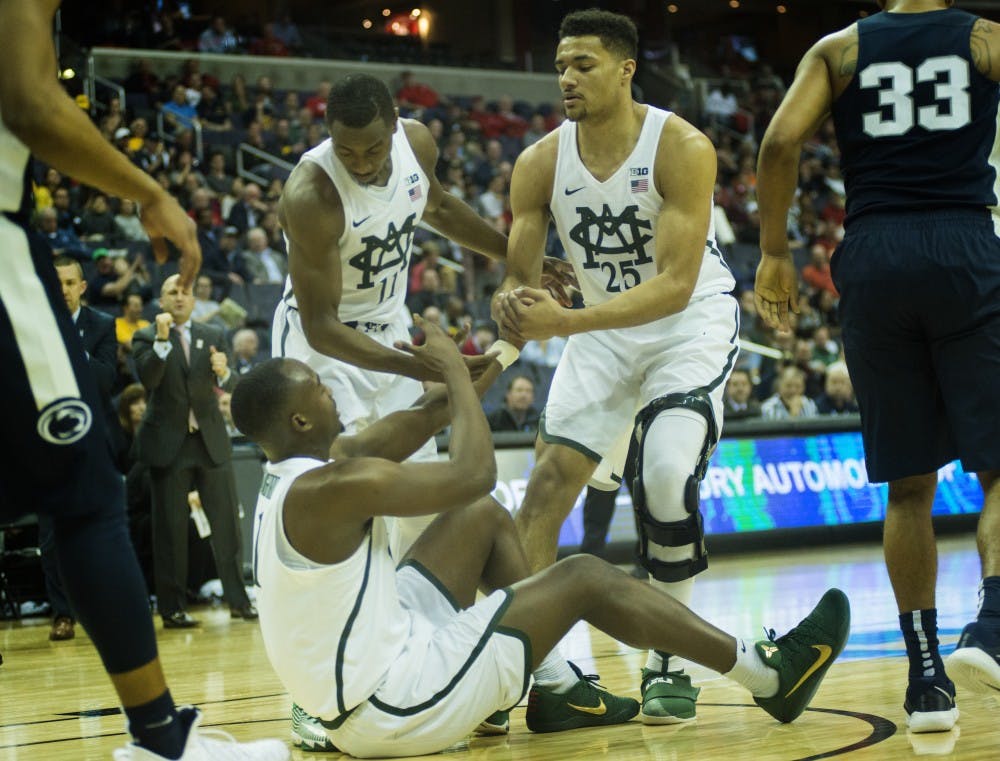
[568, 661, 607, 691]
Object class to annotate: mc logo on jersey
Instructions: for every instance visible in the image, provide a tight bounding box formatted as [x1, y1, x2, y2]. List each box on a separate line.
[348, 213, 417, 290]
[569, 204, 654, 292]
[36, 397, 92, 445]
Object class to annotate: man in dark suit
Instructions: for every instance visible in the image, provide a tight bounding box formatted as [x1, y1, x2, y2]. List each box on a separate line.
[39, 257, 120, 641]
[132, 274, 255, 628]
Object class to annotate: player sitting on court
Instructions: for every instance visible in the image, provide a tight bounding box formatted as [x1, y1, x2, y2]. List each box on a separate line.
[232, 318, 852, 758]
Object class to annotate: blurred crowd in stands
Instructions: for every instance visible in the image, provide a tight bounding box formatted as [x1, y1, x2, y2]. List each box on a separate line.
[36, 11, 857, 441]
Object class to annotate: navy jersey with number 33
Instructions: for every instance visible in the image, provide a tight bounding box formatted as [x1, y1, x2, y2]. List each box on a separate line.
[832, 8, 1000, 225]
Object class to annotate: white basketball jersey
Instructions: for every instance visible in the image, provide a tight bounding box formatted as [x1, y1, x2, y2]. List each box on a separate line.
[549, 106, 734, 307]
[253, 457, 410, 721]
[282, 128, 429, 324]
[0, 104, 31, 215]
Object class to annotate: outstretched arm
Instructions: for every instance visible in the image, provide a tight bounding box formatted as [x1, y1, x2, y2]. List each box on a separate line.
[284, 320, 498, 564]
[407, 120, 508, 261]
[755, 35, 839, 330]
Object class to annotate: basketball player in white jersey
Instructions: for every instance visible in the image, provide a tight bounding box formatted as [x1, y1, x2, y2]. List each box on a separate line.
[273, 72, 574, 747]
[493, 9, 739, 724]
[232, 318, 849, 758]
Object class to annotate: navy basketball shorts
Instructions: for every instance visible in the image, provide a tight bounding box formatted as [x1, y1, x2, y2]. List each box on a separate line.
[0, 215, 123, 521]
[832, 209, 1000, 483]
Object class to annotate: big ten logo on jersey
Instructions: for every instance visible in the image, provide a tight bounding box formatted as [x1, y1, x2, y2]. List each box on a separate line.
[348, 213, 416, 304]
[629, 166, 649, 194]
[860, 55, 971, 138]
[405, 173, 422, 202]
[568, 203, 653, 293]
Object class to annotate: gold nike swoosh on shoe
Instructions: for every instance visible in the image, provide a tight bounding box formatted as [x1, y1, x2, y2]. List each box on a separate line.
[566, 698, 607, 716]
[784, 645, 833, 698]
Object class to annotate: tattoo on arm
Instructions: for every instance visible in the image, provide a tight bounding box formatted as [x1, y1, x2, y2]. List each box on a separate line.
[838, 41, 858, 77]
[972, 20, 994, 79]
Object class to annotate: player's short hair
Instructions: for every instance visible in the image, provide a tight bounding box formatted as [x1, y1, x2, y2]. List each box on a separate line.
[326, 73, 395, 128]
[231, 358, 297, 444]
[559, 9, 638, 61]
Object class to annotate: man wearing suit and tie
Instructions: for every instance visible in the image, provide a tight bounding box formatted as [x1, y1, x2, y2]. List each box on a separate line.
[40, 257, 120, 641]
[132, 274, 256, 628]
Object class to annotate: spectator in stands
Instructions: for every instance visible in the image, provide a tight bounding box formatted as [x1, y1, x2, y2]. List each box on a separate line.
[792, 338, 826, 399]
[704, 83, 739, 127]
[115, 293, 150, 351]
[396, 70, 441, 115]
[197, 85, 232, 131]
[51, 186, 79, 231]
[115, 382, 154, 589]
[477, 172, 508, 232]
[472, 138, 505, 190]
[161, 84, 197, 134]
[487, 375, 540, 433]
[221, 225, 251, 284]
[204, 152, 233, 196]
[723, 369, 762, 421]
[217, 391, 240, 437]
[462, 321, 497, 356]
[270, 117, 305, 161]
[36, 206, 88, 261]
[226, 181, 265, 233]
[305, 121, 327, 150]
[198, 15, 239, 54]
[88, 249, 144, 315]
[192, 275, 224, 328]
[124, 58, 160, 103]
[115, 198, 149, 245]
[496, 95, 528, 140]
[169, 150, 205, 195]
[188, 187, 221, 228]
[241, 226, 287, 284]
[226, 74, 249, 121]
[812, 325, 840, 367]
[231, 328, 264, 375]
[761, 366, 819, 420]
[305, 80, 330, 121]
[523, 113, 549, 148]
[113, 126, 132, 153]
[406, 267, 447, 316]
[815, 362, 859, 416]
[250, 22, 289, 57]
[134, 133, 169, 174]
[801, 244, 838, 296]
[271, 12, 303, 54]
[260, 210, 286, 254]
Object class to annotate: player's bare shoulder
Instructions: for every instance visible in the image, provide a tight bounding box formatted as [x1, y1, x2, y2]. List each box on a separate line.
[815, 24, 859, 88]
[510, 130, 558, 205]
[971, 17, 1000, 81]
[401, 118, 437, 167]
[655, 113, 716, 191]
[279, 160, 343, 235]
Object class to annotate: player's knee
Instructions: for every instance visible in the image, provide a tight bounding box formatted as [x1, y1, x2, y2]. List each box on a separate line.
[641, 454, 692, 522]
[470, 496, 513, 530]
[887, 473, 938, 509]
[551, 554, 609, 597]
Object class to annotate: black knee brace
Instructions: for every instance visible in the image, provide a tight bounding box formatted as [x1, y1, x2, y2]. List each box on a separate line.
[632, 392, 718, 583]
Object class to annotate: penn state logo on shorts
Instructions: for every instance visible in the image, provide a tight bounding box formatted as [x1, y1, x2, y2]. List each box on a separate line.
[36, 397, 93, 445]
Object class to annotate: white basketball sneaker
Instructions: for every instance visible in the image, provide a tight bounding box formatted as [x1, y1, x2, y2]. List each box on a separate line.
[113, 707, 289, 760]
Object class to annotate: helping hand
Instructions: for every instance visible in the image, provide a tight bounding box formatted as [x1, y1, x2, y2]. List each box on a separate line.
[541, 257, 578, 307]
[497, 286, 564, 342]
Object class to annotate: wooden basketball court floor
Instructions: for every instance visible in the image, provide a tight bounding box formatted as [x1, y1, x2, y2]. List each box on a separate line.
[1, 534, 996, 760]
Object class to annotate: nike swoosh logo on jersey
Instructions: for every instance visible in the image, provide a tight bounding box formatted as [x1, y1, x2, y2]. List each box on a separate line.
[566, 697, 607, 715]
[352, 216, 372, 227]
[784, 644, 832, 698]
[564, 186, 585, 195]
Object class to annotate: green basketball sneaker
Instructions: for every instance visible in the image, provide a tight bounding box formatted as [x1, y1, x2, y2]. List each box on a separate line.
[291, 702, 338, 752]
[640, 668, 700, 724]
[753, 588, 851, 723]
[476, 710, 510, 735]
[526, 664, 639, 733]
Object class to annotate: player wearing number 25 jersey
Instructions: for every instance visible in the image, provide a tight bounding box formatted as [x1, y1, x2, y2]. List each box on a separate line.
[756, 0, 1000, 736]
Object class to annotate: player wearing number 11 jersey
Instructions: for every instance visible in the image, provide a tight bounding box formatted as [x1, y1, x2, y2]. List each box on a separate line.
[756, 0, 1000, 735]
[492, 9, 737, 724]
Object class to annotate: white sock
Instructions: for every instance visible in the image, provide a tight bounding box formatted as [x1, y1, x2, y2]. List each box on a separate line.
[724, 639, 779, 698]
[645, 576, 695, 672]
[533, 651, 578, 694]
